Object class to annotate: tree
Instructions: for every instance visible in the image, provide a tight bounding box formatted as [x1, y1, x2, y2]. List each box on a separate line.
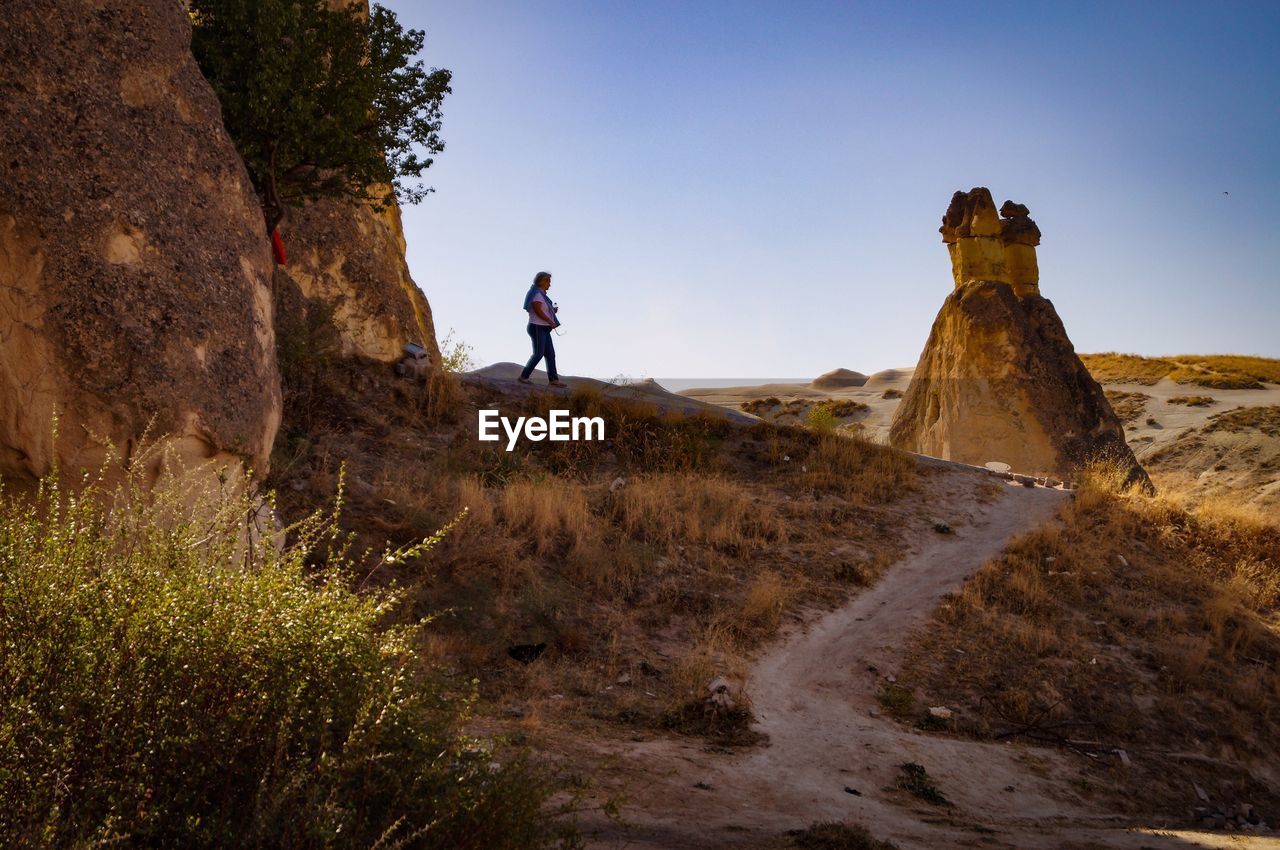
[190, 0, 451, 231]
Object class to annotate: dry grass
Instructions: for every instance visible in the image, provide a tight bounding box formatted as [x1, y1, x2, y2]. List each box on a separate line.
[267, 358, 920, 748]
[823, 399, 870, 418]
[1205, 405, 1280, 437]
[499, 478, 596, 556]
[900, 463, 1280, 815]
[797, 430, 918, 504]
[1080, 353, 1178, 385]
[616, 473, 784, 553]
[1167, 395, 1215, 407]
[738, 569, 795, 637]
[1081, 353, 1275, 390]
[774, 821, 898, 849]
[740, 398, 869, 432]
[1103, 389, 1152, 424]
[1175, 355, 1280, 385]
[741, 396, 783, 414]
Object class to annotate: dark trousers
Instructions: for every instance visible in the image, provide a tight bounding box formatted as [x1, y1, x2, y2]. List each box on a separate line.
[520, 323, 557, 381]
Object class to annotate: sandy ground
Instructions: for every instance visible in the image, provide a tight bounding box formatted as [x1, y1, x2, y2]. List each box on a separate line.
[678, 369, 1280, 509]
[677, 368, 915, 444]
[571, 465, 1279, 849]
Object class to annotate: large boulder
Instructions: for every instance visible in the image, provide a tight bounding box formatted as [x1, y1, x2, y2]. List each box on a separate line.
[891, 189, 1148, 487]
[0, 0, 281, 485]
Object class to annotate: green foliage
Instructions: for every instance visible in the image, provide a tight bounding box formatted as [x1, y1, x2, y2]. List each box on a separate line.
[190, 0, 452, 228]
[876, 682, 913, 718]
[0, 462, 574, 849]
[439, 328, 477, 373]
[805, 403, 838, 433]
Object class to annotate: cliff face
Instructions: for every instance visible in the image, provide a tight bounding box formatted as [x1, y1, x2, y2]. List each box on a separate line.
[891, 188, 1148, 486]
[274, 0, 440, 366]
[0, 0, 281, 484]
[278, 195, 439, 364]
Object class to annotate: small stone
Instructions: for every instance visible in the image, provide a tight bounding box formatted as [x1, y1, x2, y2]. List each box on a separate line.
[1116, 748, 1131, 767]
[844, 786, 862, 796]
[1114, 554, 1130, 568]
[616, 673, 632, 686]
[928, 706, 953, 720]
[707, 676, 730, 695]
[609, 476, 627, 492]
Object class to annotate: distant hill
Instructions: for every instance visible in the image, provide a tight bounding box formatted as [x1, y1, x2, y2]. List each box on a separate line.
[1079, 353, 1280, 390]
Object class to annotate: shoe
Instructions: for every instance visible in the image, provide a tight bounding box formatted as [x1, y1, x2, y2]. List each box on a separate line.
[549, 380, 568, 388]
[517, 377, 532, 384]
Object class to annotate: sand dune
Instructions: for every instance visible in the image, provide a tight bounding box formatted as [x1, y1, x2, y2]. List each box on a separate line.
[810, 367, 869, 389]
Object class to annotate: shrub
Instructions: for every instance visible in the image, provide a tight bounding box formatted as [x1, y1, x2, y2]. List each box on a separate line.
[1103, 389, 1151, 424]
[439, 328, 477, 373]
[805, 403, 838, 433]
[788, 821, 898, 849]
[895, 763, 949, 806]
[0, 467, 573, 849]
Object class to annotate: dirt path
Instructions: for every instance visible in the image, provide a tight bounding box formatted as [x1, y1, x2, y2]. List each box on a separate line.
[578, 471, 1272, 849]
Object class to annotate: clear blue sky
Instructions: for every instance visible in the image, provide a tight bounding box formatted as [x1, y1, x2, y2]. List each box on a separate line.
[388, 1, 1280, 379]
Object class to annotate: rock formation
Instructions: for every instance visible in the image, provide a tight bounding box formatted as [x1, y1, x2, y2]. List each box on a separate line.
[890, 188, 1149, 487]
[274, 0, 439, 366]
[277, 195, 439, 364]
[0, 0, 281, 485]
[939, 188, 1042, 297]
[811, 368, 869, 389]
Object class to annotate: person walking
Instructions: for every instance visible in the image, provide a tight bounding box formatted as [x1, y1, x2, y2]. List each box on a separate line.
[519, 271, 567, 386]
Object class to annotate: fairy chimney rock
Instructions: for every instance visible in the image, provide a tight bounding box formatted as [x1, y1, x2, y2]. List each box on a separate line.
[892, 188, 1149, 488]
[941, 187, 1041, 298]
